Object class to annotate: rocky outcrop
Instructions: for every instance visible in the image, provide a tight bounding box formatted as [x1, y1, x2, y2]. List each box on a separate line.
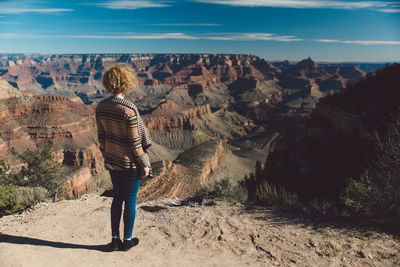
[138, 140, 226, 201]
[277, 58, 365, 95]
[144, 100, 211, 131]
[138, 160, 187, 202]
[198, 140, 225, 185]
[62, 167, 95, 199]
[0, 79, 23, 99]
[262, 63, 400, 201]
[52, 144, 104, 174]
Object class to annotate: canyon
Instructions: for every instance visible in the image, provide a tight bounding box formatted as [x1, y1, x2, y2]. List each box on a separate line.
[261, 63, 400, 201]
[0, 53, 369, 200]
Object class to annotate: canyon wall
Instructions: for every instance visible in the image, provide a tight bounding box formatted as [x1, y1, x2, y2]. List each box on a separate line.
[0, 54, 364, 106]
[0, 53, 369, 201]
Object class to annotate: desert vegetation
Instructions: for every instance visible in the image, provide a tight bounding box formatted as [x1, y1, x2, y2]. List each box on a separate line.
[341, 115, 400, 220]
[0, 146, 66, 216]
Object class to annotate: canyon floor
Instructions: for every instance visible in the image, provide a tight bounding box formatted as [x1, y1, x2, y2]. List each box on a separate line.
[0, 194, 399, 267]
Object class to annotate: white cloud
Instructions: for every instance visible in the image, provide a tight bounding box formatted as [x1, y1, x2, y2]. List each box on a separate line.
[0, 32, 302, 41]
[342, 40, 400, 45]
[315, 39, 340, 43]
[3, 32, 397, 45]
[204, 33, 302, 41]
[142, 23, 221, 26]
[315, 39, 400, 45]
[0, 33, 197, 40]
[0, 8, 73, 14]
[191, 0, 400, 11]
[0, 33, 23, 38]
[379, 8, 400, 13]
[0, 3, 73, 14]
[97, 1, 170, 9]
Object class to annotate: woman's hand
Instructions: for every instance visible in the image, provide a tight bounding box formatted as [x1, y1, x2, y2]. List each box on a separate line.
[142, 166, 150, 178]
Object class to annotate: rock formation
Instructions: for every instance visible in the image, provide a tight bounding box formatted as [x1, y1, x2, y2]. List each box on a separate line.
[143, 100, 211, 131]
[62, 167, 95, 199]
[261, 64, 400, 201]
[0, 54, 365, 106]
[0, 94, 103, 174]
[139, 140, 226, 201]
[0, 53, 370, 201]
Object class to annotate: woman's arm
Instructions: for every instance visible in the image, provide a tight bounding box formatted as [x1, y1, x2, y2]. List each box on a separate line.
[125, 108, 151, 168]
[95, 114, 106, 154]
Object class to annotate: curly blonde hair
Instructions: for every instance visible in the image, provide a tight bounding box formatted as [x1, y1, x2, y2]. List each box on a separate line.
[102, 65, 138, 95]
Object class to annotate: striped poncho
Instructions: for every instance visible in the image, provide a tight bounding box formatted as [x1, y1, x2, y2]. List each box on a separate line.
[95, 96, 152, 171]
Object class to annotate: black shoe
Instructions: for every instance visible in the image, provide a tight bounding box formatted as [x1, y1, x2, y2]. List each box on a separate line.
[109, 237, 122, 252]
[122, 237, 139, 251]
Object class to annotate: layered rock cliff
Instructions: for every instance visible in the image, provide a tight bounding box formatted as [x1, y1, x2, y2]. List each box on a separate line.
[0, 54, 365, 107]
[138, 140, 226, 201]
[0, 94, 103, 174]
[143, 100, 211, 131]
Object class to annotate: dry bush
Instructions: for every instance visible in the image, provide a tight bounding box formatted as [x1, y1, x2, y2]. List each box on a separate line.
[195, 178, 247, 204]
[256, 182, 302, 211]
[94, 171, 113, 190]
[15, 186, 47, 208]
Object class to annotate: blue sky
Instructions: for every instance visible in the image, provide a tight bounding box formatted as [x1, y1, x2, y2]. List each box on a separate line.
[0, 0, 399, 62]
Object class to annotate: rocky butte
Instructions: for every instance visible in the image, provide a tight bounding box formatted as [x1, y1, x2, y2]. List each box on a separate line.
[0, 54, 368, 200]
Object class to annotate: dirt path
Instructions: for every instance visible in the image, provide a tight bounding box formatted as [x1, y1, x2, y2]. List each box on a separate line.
[0, 195, 399, 266]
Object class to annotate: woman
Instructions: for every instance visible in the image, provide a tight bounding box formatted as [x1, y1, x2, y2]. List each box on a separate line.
[95, 65, 152, 252]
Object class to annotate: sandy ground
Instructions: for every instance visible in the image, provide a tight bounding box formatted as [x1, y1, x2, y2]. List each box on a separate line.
[0, 194, 399, 267]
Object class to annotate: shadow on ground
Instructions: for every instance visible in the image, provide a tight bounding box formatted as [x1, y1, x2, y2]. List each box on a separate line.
[240, 204, 400, 238]
[0, 234, 111, 252]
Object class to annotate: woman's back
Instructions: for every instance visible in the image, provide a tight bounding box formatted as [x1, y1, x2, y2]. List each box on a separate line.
[96, 96, 145, 171]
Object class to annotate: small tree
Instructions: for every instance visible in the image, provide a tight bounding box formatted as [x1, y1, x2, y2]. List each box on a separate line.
[18, 146, 65, 202]
[0, 185, 23, 217]
[0, 160, 23, 216]
[0, 160, 14, 186]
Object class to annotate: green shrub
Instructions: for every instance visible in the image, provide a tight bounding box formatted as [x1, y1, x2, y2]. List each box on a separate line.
[17, 146, 65, 201]
[341, 172, 379, 216]
[341, 116, 400, 219]
[0, 160, 14, 186]
[0, 185, 24, 217]
[303, 198, 337, 216]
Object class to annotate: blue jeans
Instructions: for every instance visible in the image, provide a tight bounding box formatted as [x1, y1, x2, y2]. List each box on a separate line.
[109, 169, 141, 240]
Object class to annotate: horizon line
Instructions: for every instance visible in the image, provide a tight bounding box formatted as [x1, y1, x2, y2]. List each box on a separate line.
[0, 52, 398, 63]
